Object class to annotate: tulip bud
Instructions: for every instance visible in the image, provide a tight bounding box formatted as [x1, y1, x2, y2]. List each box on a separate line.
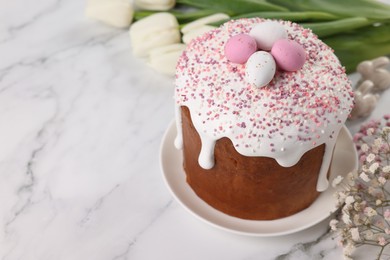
[148, 43, 186, 76]
[130, 13, 180, 57]
[86, 0, 134, 28]
[181, 13, 229, 34]
[135, 0, 175, 11]
[182, 25, 216, 44]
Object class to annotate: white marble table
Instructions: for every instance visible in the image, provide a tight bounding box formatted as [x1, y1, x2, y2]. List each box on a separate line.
[0, 0, 389, 259]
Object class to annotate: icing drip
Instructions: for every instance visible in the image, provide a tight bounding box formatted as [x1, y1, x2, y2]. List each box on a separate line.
[174, 105, 183, 149]
[175, 104, 340, 191]
[198, 133, 216, 169]
[316, 133, 339, 192]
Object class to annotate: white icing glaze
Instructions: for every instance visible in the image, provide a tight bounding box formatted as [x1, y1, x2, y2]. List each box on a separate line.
[317, 132, 339, 192]
[174, 105, 183, 149]
[174, 18, 354, 192]
[198, 133, 216, 169]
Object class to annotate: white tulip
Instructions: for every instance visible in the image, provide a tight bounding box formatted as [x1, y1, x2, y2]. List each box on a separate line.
[182, 25, 216, 44]
[148, 43, 186, 76]
[86, 0, 134, 28]
[181, 13, 229, 34]
[135, 0, 175, 11]
[130, 12, 180, 57]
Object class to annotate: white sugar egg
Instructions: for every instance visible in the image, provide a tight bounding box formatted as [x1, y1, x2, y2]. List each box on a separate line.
[249, 21, 287, 51]
[245, 51, 276, 88]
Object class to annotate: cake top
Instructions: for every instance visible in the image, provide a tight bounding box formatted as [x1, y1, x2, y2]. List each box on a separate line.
[174, 18, 354, 172]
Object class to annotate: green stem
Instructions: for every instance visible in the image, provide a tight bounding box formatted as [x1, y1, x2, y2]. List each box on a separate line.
[302, 17, 374, 37]
[176, 0, 288, 15]
[323, 22, 390, 73]
[233, 11, 338, 21]
[210, 11, 339, 27]
[267, 0, 390, 20]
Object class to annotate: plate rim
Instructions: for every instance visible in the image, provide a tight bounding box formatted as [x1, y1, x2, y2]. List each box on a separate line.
[159, 120, 358, 237]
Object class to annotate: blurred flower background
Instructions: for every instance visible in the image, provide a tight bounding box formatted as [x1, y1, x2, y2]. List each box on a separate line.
[85, 0, 390, 76]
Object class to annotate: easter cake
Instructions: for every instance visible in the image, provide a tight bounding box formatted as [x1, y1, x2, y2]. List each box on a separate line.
[174, 18, 354, 220]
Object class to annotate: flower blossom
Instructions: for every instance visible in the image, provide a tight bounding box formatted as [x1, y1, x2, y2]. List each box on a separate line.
[369, 162, 380, 173]
[130, 12, 181, 57]
[350, 227, 360, 241]
[364, 207, 377, 217]
[345, 196, 355, 205]
[378, 236, 386, 246]
[366, 153, 376, 163]
[330, 219, 339, 231]
[342, 210, 352, 225]
[148, 43, 186, 75]
[384, 209, 390, 221]
[181, 13, 229, 44]
[378, 176, 386, 185]
[86, 0, 134, 28]
[360, 172, 370, 182]
[332, 175, 344, 187]
[361, 143, 369, 152]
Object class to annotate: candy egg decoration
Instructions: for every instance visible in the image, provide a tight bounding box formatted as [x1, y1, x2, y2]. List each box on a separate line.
[224, 34, 257, 64]
[271, 39, 306, 71]
[249, 21, 287, 51]
[224, 21, 306, 88]
[245, 51, 276, 88]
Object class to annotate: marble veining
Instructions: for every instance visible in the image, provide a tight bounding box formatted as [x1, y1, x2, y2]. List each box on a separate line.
[0, 0, 389, 259]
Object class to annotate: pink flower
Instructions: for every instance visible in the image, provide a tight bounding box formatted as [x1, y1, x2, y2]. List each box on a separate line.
[366, 153, 376, 163]
[381, 144, 390, 154]
[369, 162, 379, 173]
[367, 128, 375, 136]
[360, 172, 370, 182]
[378, 236, 386, 246]
[353, 133, 363, 142]
[333, 115, 390, 258]
[350, 227, 360, 241]
[378, 176, 386, 185]
[384, 209, 390, 221]
[361, 144, 369, 152]
[364, 207, 377, 217]
[329, 219, 339, 231]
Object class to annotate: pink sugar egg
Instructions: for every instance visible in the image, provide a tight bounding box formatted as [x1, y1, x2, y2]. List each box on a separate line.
[271, 39, 306, 71]
[224, 34, 257, 64]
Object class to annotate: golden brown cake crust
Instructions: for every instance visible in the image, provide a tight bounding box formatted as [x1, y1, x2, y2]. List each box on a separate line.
[181, 106, 324, 220]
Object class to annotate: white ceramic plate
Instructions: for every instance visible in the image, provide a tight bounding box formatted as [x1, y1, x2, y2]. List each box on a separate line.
[160, 120, 358, 237]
